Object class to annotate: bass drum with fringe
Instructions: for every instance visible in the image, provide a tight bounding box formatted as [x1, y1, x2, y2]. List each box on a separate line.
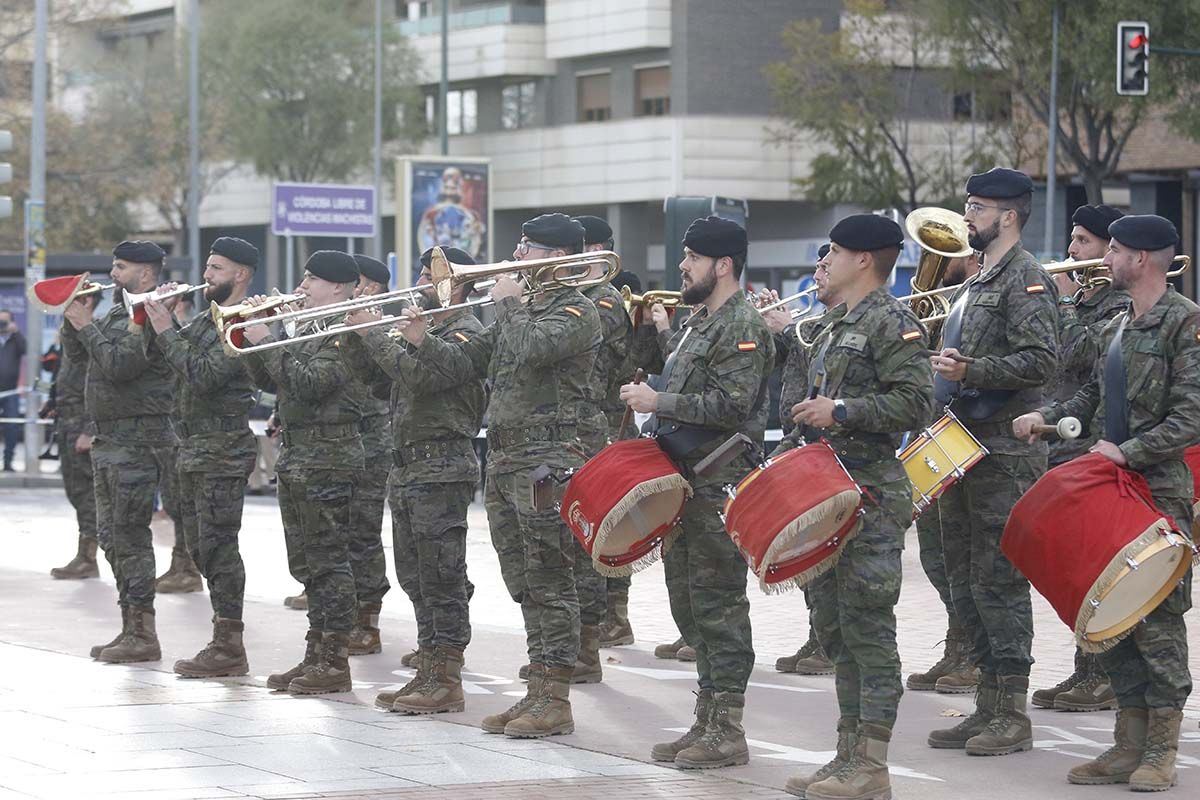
[560, 438, 693, 576]
[1002, 453, 1197, 653]
[1183, 444, 1200, 539]
[722, 440, 864, 593]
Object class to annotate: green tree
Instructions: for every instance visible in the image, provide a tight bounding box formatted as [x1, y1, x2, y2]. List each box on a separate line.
[766, 0, 1016, 215]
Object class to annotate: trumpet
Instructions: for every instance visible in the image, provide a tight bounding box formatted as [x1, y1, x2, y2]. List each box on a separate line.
[76, 281, 114, 299]
[230, 284, 428, 331]
[123, 283, 205, 316]
[429, 247, 621, 307]
[757, 287, 818, 316]
[211, 293, 306, 354]
[620, 286, 686, 311]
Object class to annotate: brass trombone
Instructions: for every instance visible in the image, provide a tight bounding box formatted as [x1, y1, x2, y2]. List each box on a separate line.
[211, 293, 306, 354]
[429, 247, 621, 307]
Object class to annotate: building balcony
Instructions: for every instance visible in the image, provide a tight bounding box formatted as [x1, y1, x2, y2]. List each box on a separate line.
[401, 3, 553, 83]
[545, 0, 671, 60]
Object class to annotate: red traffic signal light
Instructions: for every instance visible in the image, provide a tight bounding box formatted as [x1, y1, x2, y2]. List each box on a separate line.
[1116, 21, 1150, 96]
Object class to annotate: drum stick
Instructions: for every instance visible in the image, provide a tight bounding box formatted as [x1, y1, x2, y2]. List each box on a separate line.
[923, 349, 975, 364]
[619, 368, 647, 440]
[1029, 417, 1082, 440]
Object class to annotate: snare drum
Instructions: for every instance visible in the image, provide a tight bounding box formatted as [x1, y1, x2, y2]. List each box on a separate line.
[1002, 453, 1194, 652]
[723, 440, 864, 593]
[560, 438, 693, 576]
[898, 409, 988, 518]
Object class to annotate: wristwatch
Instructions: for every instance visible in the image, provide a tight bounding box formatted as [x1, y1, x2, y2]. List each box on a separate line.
[1057, 295, 1076, 306]
[832, 399, 848, 424]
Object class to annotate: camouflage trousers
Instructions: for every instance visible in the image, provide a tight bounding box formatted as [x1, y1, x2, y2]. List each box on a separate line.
[91, 438, 173, 610]
[348, 464, 390, 606]
[57, 420, 96, 542]
[277, 469, 356, 633]
[179, 468, 252, 620]
[665, 484, 754, 694]
[1098, 494, 1193, 710]
[158, 442, 187, 558]
[607, 575, 632, 594]
[391, 476, 475, 651]
[915, 499, 958, 624]
[485, 467, 580, 669]
[939, 452, 1042, 677]
[810, 478, 909, 728]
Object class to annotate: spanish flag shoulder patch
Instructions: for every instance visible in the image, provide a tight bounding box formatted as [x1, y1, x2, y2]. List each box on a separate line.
[1025, 284, 1047, 294]
[736, 341, 758, 352]
[901, 329, 922, 342]
[564, 306, 583, 318]
[597, 298, 614, 309]
[454, 332, 470, 343]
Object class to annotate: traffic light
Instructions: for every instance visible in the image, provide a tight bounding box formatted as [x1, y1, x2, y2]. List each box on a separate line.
[0, 130, 11, 218]
[1116, 21, 1150, 96]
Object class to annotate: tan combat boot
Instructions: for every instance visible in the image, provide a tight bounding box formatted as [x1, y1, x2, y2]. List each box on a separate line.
[655, 636, 686, 659]
[776, 629, 834, 675]
[91, 606, 130, 659]
[267, 628, 322, 690]
[399, 648, 422, 667]
[156, 547, 203, 593]
[678, 644, 697, 662]
[599, 589, 634, 647]
[348, 601, 382, 656]
[97, 607, 161, 663]
[283, 591, 308, 610]
[674, 691, 750, 769]
[806, 722, 892, 800]
[1068, 707, 1147, 785]
[288, 632, 352, 695]
[174, 618, 249, 678]
[51, 536, 99, 580]
[785, 716, 857, 798]
[519, 663, 532, 680]
[392, 645, 465, 715]
[1032, 647, 1089, 708]
[933, 631, 979, 694]
[572, 624, 603, 684]
[1054, 670, 1117, 712]
[965, 675, 1033, 756]
[928, 673, 997, 749]
[652, 690, 715, 762]
[482, 664, 544, 733]
[504, 666, 575, 738]
[375, 650, 430, 710]
[908, 625, 969, 690]
[1129, 708, 1183, 792]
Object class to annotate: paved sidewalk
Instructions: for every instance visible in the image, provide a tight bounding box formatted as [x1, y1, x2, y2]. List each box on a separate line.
[1, 486, 1198, 799]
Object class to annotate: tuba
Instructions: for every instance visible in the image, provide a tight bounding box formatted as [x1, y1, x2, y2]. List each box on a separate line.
[904, 207, 972, 337]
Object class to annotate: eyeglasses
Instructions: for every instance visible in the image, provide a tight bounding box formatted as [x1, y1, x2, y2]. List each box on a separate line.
[515, 239, 555, 257]
[964, 202, 1012, 215]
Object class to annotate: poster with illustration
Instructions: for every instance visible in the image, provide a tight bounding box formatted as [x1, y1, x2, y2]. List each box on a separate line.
[398, 157, 491, 286]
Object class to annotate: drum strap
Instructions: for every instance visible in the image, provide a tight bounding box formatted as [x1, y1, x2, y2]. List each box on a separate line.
[1103, 312, 1130, 445]
[796, 334, 835, 442]
[644, 327, 693, 434]
[933, 290, 970, 407]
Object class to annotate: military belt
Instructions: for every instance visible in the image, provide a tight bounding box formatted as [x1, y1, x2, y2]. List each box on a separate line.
[487, 424, 579, 450]
[94, 415, 171, 436]
[280, 421, 358, 446]
[392, 438, 473, 467]
[181, 416, 250, 437]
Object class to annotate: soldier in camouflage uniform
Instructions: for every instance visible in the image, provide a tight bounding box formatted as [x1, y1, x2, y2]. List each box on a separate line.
[241, 251, 365, 695]
[394, 213, 599, 738]
[142, 237, 261, 678]
[620, 216, 773, 769]
[773, 215, 933, 800]
[1017, 214, 1198, 792]
[49, 294, 100, 580]
[344, 246, 485, 715]
[342, 255, 394, 656]
[1030, 205, 1128, 714]
[61, 241, 178, 663]
[927, 168, 1059, 757]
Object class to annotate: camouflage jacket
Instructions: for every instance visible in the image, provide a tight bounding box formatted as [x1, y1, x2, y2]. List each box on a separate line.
[581, 282, 633, 448]
[941, 242, 1059, 457]
[1040, 287, 1200, 501]
[343, 309, 485, 484]
[53, 321, 89, 427]
[777, 287, 934, 487]
[634, 291, 774, 488]
[1048, 283, 1130, 463]
[411, 288, 600, 474]
[242, 322, 364, 473]
[775, 305, 848, 437]
[143, 310, 258, 475]
[343, 362, 393, 469]
[60, 299, 175, 444]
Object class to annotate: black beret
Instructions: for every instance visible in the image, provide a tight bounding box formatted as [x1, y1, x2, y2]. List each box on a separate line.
[353, 254, 390, 286]
[965, 167, 1034, 199]
[522, 213, 586, 249]
[419, 246, 476, 269]
[829, 214, 904, 252]
[611, 269, 642, 295]
[304, 250, 358, 284]
[1071, 205, 1124, 240]
[210, 236, 259, 269]
[112, 240, 165, 264]
[1108, 215, 1179, 251]
[817, 242, 831, 260]
[573, 215, 613, 246]
[683, 216, 748, 258]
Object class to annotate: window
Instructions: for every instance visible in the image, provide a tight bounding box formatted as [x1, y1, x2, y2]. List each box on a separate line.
[577, 72, 611, 123]
[425, 94, 436, 132]
[635, 65, 670, 117]
[952, 89, 1011, 122]
[501, 81, 537, 130]
[447, 88, 478, 135]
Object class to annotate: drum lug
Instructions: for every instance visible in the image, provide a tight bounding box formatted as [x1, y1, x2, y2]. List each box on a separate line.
[1089, 598, 1101, 608]
[923, 456, 940, 474]
[1125, 557, 1139, 571]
